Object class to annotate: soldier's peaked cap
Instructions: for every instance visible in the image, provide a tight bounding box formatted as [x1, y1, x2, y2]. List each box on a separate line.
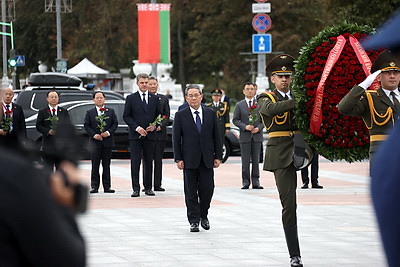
[371, 50, 400, 73]
[211, 89, 222, 95]
[266, 54, 295, 75]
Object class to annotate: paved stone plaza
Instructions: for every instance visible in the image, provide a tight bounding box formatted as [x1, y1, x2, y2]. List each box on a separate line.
[76, 157, 386, 266]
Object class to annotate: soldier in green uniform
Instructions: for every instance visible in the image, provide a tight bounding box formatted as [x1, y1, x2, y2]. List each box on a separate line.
[338, 50, 400, 161]
[257, 54, 303, 267]
[206, 89, 230, 147]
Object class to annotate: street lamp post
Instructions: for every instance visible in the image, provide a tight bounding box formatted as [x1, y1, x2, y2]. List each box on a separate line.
[56, 0, 62, 60]
[2, 0, 8, 87]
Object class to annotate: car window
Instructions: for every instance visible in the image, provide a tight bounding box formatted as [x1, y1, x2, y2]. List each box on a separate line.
[68, 105, 93, 125]
[60, 93, 93, 103]
[31, 92, 48, 110]
[107, 103, 126, 125]
[105, 93, 125, 100]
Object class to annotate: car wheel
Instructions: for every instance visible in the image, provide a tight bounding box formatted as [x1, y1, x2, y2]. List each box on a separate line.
[222, 139, 231, 163]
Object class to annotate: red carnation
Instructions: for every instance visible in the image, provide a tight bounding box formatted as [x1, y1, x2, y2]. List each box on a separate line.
[100, 107, 106, 112]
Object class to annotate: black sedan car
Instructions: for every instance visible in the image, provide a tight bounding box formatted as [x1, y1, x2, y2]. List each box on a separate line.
[26, 100, 240, 161]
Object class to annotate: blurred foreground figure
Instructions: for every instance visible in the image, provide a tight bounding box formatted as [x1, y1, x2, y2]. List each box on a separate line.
[0, 148, 86, 266]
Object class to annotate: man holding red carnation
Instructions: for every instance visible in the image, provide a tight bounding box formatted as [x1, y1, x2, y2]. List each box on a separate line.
[338, 50, 400, 161]
[84, 91, 118, 194]
[147, 76, 170, 192]
[257, 54, 303, 267]
[232, 82, 264, 190]
[0, 87, 26, 149]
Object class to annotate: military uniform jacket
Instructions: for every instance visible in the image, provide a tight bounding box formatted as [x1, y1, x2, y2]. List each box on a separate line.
[337, 85, 397, 155]
[206, 102, 230, 133]
[257, 90, 297, 171]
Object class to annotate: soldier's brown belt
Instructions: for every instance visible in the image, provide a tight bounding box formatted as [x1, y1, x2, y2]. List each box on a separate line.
[370, 135, 388, 142]
[268, 131, 300, 138]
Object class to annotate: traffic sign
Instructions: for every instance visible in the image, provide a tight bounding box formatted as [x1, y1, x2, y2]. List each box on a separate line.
[15, 55, 25, 67]
[252, 3, 271, 13]
[56, 59, 68, 73]
[252, 13, 272, 33]
[252, 34, 272, 53]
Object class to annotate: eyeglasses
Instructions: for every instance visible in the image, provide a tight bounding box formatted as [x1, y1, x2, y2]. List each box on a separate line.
[187, 94, 201, 98]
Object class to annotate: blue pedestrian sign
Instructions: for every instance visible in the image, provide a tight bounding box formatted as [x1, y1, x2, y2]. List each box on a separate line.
[15, 55, 25, 67]
[252, 34, 272, 53]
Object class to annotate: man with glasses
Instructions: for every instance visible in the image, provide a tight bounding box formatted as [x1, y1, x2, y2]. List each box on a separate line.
[173, 85, 222, 232]
[233, 82, 264, 190]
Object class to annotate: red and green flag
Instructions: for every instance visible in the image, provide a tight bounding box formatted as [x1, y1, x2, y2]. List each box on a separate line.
[137, 3, 171, 64]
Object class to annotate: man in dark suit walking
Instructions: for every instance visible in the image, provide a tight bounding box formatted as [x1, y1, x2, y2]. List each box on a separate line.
[84, 91, 118, 194]
[123, 73, 160, 197]
[148, 76, 170, 191]
[0, 87, 26, 149]
[233, 82, 264, 189]
[173, 85, 222, 232]
[36, 90, 70, 171]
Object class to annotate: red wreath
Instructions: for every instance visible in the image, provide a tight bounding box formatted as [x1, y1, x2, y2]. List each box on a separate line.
[292, 24, 383, 162]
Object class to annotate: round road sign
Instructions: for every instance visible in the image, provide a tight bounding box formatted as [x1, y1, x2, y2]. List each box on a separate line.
[252, 13, 272, 33]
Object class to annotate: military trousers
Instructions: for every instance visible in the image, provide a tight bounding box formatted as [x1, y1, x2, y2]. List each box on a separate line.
[273, 163, 298, 228]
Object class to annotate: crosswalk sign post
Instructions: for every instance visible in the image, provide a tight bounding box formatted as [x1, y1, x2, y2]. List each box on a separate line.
[15, 55, 25, 67]
[252, 34, 272, 53]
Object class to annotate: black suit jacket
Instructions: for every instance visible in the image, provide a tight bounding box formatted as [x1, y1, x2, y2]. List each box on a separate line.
[0, 103, 26, 144]
[83, 107, 118, 148]
[173, 106, 222, 169]
[123, 91, 160, 140]
[154, 93, 170, 141]
[36, 106, 70, 152]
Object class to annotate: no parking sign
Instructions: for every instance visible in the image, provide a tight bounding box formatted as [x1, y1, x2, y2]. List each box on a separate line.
[252, 13, 272, 33]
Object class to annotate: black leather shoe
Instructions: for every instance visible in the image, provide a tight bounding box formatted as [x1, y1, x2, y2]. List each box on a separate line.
[241, 185, 250, 189]
[290, 256, 303, 267]
[154, 187, 165, 191]
[131, 190, 140, 197]
[104, 189, 115, 193]
[145, 189, 155, 196]
[301, 183, 309, 189]
[252, 185, 264, 189]
[200, 218, 210, 230]
[312, 183, 323, 189]
[90, 189, 98, 193]
[190, 222, 199, 232]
